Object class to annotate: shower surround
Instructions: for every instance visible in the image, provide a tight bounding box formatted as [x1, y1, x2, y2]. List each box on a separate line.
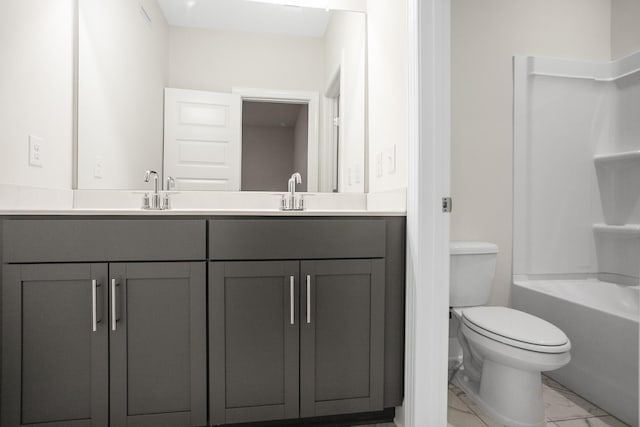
[512, 51, 640, 427]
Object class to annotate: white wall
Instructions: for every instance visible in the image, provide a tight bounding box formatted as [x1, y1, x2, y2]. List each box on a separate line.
[241, 125, 294, 191]
[366, 0, 409, 193]
[0, 0, 74, 189]
[451, 0, 611, 306]
[323, 11, 366, 192]
[169, 27, 324, 94]
[77, 0, 169, 190]
[611, 0, 640, 59]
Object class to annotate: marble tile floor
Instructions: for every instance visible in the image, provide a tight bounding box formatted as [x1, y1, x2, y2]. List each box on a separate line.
[448, 376, 630, 427]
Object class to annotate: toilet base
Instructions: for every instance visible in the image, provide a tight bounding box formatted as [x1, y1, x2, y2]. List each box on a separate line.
[453, 361, 546, 427]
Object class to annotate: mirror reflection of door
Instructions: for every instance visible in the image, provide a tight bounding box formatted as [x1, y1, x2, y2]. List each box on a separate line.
[163, 88, 242, 191]
[241, 101, 308, 192]
[164, 91, 315, 192]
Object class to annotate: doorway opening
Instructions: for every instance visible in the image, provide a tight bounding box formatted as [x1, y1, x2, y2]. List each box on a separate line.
[241, 101, 308, 192]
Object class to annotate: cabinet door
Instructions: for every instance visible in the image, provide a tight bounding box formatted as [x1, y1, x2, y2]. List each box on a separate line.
[109, 262, 206, 427]
[1, 263, 109, 427]
[300, 259, 385, 417]
[210, 261, 300, 425]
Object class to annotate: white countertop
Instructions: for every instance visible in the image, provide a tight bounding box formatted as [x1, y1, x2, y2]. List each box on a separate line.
[0, 186, 407, 216]
[0, 208, 405, 216]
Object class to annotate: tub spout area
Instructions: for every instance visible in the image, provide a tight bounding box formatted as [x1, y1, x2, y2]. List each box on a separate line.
[512, 279, 639, 427]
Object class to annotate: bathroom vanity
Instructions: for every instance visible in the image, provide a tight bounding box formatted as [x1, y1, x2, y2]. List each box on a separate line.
[0, 214, 405, 427]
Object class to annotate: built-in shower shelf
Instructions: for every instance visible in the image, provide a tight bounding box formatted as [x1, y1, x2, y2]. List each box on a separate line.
[593, 150, 640, 166]
[593, 223, 640, 235]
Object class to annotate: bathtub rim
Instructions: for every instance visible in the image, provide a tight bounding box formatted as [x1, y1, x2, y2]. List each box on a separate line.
[512, 277, 639, 323]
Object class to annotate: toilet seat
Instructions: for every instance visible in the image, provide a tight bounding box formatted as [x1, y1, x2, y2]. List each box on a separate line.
[461, 306, 570, 353]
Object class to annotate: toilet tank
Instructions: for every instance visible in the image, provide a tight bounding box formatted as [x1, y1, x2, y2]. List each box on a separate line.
[450, 241, 498, 307]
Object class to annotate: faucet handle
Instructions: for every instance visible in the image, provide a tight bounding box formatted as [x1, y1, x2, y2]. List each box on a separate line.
[141, 193, 151, 210]
[144, 170, 158, 182]
[165, 176, 175, 191]
[278, 192, 306, 211]
[162, 193, 171, 210]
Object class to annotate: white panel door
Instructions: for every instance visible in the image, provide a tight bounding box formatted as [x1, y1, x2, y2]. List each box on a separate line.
[164, 88, 241, 190]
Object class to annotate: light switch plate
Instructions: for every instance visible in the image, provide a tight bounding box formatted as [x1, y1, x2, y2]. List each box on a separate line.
[94, 156, 104, 178]
[354, 163, 361, 184]
[385, 144, 396, 174]
[29, 135, 43, 167]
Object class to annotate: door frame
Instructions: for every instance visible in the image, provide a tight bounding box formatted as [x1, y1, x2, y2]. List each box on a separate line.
[232, 87, 320, 192]
[401, 0, 451, 426]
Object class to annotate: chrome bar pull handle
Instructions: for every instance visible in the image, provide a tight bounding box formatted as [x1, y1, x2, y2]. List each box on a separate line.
[111, 279, 117, 331]
[306, 275, 311, 324]
[92, 280, 98, 332]
[290, 276, 295, 325]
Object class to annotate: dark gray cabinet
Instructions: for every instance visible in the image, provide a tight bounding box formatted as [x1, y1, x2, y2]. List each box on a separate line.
[1, 261, 206, 427]
[1, 218, 208, 427]
[109, 262, 207, 427]
[209, 258, 385, 425]
[2, 264, 109, 427]
[1, 216, 405, 427]
[209, 261, 300, 425]
[300, 259, 384, 418]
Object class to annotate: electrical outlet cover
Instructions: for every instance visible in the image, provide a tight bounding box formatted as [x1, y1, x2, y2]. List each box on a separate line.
[28, 135, 43, 167]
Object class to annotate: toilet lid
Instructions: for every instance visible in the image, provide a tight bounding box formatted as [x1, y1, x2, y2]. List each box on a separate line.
[462, 306, 570, 352]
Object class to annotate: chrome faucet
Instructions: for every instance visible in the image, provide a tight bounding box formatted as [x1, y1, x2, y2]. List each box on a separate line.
[281, 172, 304, 211]
[162, 176, 175, 210]
[142, 170, 162, 209]
[165, 176, 175, 191]
[288, 172, 301, 197]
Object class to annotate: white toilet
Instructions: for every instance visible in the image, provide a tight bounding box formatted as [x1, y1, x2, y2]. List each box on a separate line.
[450, 241, 571, 427]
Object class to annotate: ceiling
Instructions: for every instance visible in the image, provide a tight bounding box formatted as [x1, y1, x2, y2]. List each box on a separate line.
[156, 0, 331, 37]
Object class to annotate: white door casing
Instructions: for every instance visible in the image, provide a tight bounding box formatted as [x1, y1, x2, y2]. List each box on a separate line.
[399, 0, 451, 426]
[164, 88, 241, 191]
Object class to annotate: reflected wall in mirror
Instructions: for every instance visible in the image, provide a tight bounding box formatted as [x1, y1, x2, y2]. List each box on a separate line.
[241, 101, 309, 192]
[77, 0, 366, 192]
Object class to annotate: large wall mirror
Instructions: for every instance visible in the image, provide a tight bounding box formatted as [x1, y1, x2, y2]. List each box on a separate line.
[77, 0, 366, 192]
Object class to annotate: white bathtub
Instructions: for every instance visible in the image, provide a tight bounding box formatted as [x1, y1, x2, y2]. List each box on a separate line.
[512, 279, 639, 427]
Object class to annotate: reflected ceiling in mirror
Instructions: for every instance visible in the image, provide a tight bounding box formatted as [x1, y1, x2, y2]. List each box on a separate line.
[158, 0, 331, 37]
[77, 0, 366, 193]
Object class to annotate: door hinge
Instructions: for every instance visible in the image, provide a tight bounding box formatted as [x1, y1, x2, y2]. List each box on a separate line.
[442, 197, 452, 213]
